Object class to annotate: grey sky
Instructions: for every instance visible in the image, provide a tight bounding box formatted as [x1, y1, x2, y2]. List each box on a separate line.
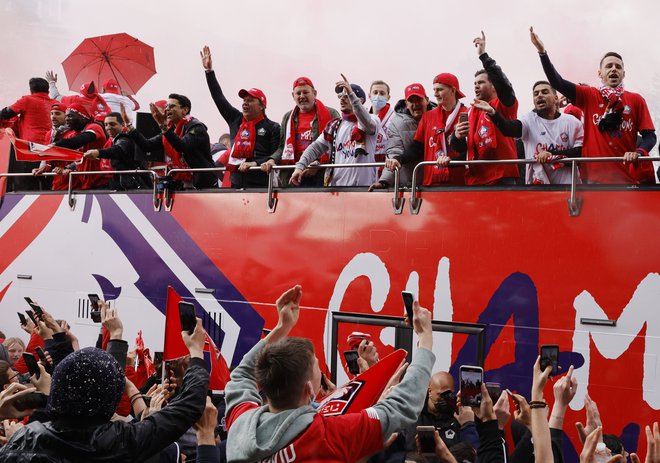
[1, 0, 659, 145]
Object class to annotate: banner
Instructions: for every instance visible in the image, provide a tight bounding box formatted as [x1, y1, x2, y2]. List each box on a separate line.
[6, 128, 83, 162]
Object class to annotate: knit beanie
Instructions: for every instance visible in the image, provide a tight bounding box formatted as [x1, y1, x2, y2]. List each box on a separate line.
[47, 347, 125, 421]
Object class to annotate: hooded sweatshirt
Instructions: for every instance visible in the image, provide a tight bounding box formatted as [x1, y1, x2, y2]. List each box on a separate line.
[225, 340, 435, 462]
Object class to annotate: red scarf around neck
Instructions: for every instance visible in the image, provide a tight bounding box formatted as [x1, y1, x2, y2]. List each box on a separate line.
[341, 113, 366, 144]
[599, 84, 625, 113]
[282, 100, 333, 164]
[231, 114, 265, 161]
[163, 115, 193, 181]
[377, 103, 391, 121]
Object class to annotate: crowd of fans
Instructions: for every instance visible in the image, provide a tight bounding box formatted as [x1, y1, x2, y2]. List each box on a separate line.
[1, 28, 657, 192]
[0, 287, 657, 463]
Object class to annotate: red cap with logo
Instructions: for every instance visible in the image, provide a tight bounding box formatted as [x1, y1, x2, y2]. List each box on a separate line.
[238, 88, 267, 108]
[103, 78, 120, 94]
[66, 103, 92, 120]
[433, 73, 465, 99]
[51, 102, 68, 112]
[292, 77, 315, 90]
[404, 83, 427, 101]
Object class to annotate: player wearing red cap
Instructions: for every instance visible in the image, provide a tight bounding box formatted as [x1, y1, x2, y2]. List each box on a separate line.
[369, 83, 434, 190]
[101, 79, 140, 124]
[201, 46, 280, 188]
[451, 31, 520, 185]
[530, 27, 657, 184]
[262, 77, 339, 187]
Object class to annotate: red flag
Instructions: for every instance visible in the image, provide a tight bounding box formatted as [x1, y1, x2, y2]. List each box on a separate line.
[135, 330, 156, 383]
[317, 349, 407, 416]
[163, 286, 189, 361]
[6, 128, 83, 162]
[204, 333, 230, 390]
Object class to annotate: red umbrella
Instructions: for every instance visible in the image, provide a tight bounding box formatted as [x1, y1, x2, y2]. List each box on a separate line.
[62, 33, 156, 95]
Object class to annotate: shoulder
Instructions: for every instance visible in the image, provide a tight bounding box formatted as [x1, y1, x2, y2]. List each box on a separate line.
[185, 117, 208, 132]
[263, 118, 280, 131]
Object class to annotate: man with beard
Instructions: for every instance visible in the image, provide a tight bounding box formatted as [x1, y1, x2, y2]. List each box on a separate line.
[290, 75, 380, 187]
[530, 27, 656, 184]
[402, 371, 479, 452]
[472, 81, 584, 184]
[201, 46, 280, 188]
[84, 112, 150, 190]
[128, 93, 218, 189]
[451, 31, 520, 185]
[262, 76, 339, 187]
[32, 101, 69, 189]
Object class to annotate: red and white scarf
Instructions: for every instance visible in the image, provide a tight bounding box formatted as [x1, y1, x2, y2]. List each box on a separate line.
[281, 100, 333, 165]
[599, 84, 624, 113]
[468, 104, 498, 160]
[163, 115, 193, 181]
[227, 114, 265, 170]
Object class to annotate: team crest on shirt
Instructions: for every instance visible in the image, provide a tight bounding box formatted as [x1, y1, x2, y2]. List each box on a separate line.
[445, 429, 456, 440]
[240, 129, 250, 139]
[623, 105, 632, 115]
[316, 380, 364, 416]
[478, 125, 489, 137]
[257, 128, 266, 136]
[560, 132, 569, 142]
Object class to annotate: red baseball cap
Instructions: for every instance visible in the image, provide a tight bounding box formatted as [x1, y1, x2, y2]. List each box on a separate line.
[51, 102, 68, 112]
[292, 77, 315, 89]
[433, 73, 465, 99]
[66, 103, 92, 120]
[103, 78, 120, 94]
[347, 331, 371, 350]
[404, 83, 427, 101]
[238, 88, 267, 107]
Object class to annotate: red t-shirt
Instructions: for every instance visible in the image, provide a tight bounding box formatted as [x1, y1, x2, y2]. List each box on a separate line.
[414, 106, 468, 186]
[294, 110, 316, 156]
[51, 123, 107, 191]
[9, 92, 56, 144]
[466, 97, 520, 185]
[227, 402, 384, 462]
[575, 86, 655, 183]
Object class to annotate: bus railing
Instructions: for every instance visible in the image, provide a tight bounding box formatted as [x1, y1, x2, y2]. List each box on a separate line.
[410, 156, 660, 216]
[3, 157, 658, 217]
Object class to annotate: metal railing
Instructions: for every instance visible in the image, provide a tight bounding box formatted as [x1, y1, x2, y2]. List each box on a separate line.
[410, 156, 660, 216]
[2, 156, 658, 217]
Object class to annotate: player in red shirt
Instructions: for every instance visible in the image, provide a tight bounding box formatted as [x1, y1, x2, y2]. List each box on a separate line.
[451, 31, 520, 185]
[412, 73, 468, 186]
[224, 285, 436, 462]
[530, 27, 657, 184]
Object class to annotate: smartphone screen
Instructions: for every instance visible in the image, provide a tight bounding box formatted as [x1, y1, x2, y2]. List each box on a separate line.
[17, 312, 27, 326]
[35, 347, 48, 363]
[459, 112, 469, 123]
[401, 291, 414, 323]
[88, 294, 100, 310]
[416, 426, 436, 454]
[23, 352, 40, 379]
[23, 296, 34, 305]
[485, 382, 502, 403]
[460, 365, 483, 407]
[178, 301, 197, 334]
[343, 350, 360, 375]
[540, 344, 559, 375]
[25, 310, 38, 325]
[28, 302, 44, 318]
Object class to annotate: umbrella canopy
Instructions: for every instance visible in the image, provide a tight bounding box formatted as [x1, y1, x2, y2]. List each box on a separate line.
[62, 33, 156, 95]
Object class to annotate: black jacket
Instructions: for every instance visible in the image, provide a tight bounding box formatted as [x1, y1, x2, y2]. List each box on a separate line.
[0, 357, 209, 462]
[129, 118, 218, 189]
[205, 71, 280, 188]
[97, 133, 151, 190]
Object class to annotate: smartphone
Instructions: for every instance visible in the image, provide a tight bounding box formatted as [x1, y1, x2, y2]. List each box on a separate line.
[35, 346, 48, 364]
[343, 350, 360, 375]
[88, 294, 100, 310]
[178, 301, 197, 334]
[459, 112, 469, 123]
[23, 296, 34, 305]
[440, 390, 458, 414]
[25, 309, 38, 326]
[485, 382, 502, 403]
[28, 302, 44, 319]
[540, 344, 559, 376]
[459, 365, 483, 407]
[416, 426, 436, 455]
[23, 352, 40, 379]
[90, 310, 102, 323]
[13, 392, 48, 411]
[17, 312, 27, 326]
[402, 291, 414, 323]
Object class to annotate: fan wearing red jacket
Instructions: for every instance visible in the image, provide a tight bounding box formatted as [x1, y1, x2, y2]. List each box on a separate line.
[223, 285, 436, 463]
[451, 31, 520, 185]
[530, 27, 657, 184]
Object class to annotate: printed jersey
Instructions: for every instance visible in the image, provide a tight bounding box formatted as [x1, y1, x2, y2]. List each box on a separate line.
[519, 111, 584, 184]
[227, 402, 384, 463]
[575, 86, 655, 183]
[294, 110, 315, 156]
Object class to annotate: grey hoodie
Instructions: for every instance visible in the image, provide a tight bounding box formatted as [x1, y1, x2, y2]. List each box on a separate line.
[224, 340, 435, 462]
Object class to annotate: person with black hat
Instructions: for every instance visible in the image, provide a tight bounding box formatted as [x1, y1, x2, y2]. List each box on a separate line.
[0, 315, 210, 462]
[290, 74, 380, 187]
[201, 45, 280, 188]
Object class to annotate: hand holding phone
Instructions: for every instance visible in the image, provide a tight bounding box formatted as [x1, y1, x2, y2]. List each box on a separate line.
[17, 312, 27, 326]
[401, 291, 414, 324]
[459, 365, 483, 407]
[25, 310, 38, 326]
[22, 352, 40, 380]
[178, 302, 197, 334]
[540, 344, 559, 376]
[343, 350, 360, 375]
[416, 426, 437, 455]
[88, 294, 102, 323]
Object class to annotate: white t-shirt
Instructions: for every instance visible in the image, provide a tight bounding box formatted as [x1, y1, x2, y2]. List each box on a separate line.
[316, 115, 381, 186]
[101, 93, 139, 121]
[520, 111, 584, 184]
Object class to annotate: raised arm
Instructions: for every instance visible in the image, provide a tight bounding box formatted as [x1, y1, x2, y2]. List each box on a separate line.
[472, 99, 523, 137]
[201, 46, 242, 127]
[475, 31, 516, 107]
[336, 74, 377, 135]
[530, 27, 577, 102]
